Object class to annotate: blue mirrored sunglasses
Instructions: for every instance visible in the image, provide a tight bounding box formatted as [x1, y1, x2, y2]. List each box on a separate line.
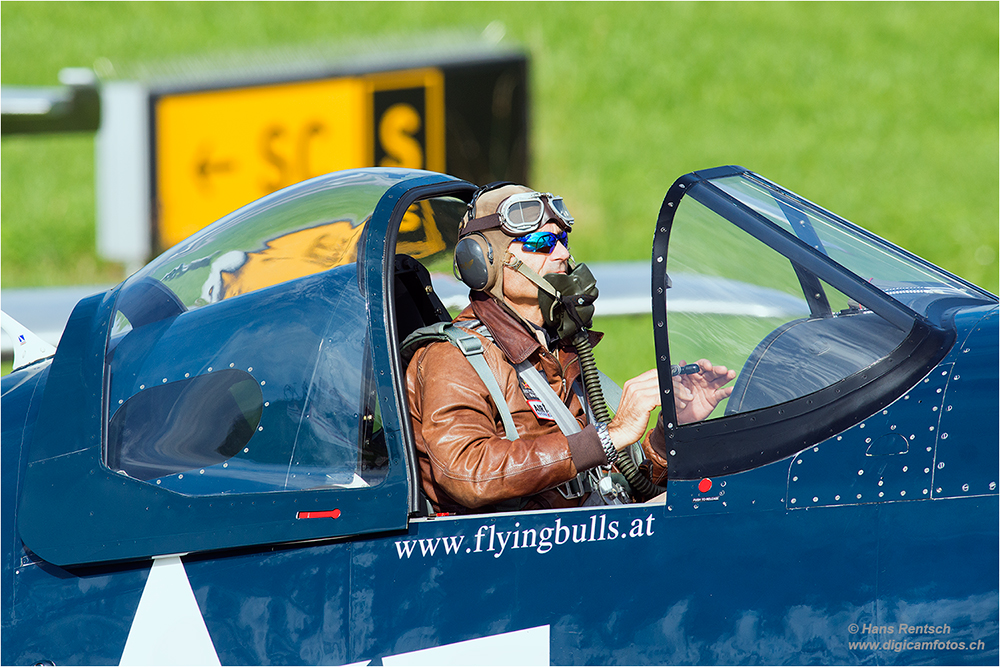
[513, 230, 569, 254]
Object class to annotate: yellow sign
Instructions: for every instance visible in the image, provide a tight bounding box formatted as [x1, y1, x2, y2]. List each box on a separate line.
[154, 68, 445, 250]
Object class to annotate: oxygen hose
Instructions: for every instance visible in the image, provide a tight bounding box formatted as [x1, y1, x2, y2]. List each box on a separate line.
[571, 330, 665, 500]
[534, 261, 665, 501]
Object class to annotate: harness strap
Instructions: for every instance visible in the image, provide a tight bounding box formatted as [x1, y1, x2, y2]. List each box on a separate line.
[598, 371, 622, 413]
[403, 320, 631, 503]
[514, 361, 581, 435]
[443, 327, 520, 442]
[516, 361, 604, 500]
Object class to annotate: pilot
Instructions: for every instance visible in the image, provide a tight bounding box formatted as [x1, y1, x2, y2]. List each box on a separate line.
[405, 183, 735, 513]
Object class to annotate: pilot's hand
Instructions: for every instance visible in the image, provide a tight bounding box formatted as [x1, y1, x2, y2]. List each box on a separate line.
[673, 359, 735, 424]
[607, 369, 660, 450]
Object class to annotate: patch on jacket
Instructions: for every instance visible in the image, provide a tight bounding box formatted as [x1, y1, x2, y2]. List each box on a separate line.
[518, 376, 556, 422]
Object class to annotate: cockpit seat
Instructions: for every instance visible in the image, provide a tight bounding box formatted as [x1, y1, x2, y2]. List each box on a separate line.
[392, 254, 453, 517]
[393, 254, 452, 343]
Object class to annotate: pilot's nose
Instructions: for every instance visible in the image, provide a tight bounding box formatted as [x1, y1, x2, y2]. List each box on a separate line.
[551, 235, 571, 260]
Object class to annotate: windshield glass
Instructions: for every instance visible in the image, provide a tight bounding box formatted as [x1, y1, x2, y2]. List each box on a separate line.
[665, 195, 907, 419]
[652, 167, 966, 480]
[714, 174, 994, 318]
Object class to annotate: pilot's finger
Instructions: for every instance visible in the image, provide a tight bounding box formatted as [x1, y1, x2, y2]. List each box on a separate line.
[627, 368, 659, 383]
[709, 373, 735, 390]
[621, 370, 660, 406]
[609, 390, 661, 449]
[622, 369, 658, 395]
[619, 373, 660, 411]
[696, 360, 736, 384]
[671, 376, 694, 402]
[695, 358, 731, 377]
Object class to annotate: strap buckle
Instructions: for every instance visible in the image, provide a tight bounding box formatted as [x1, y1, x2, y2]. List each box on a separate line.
[454, 335, 483, 356]
[556, 472, 595, 500]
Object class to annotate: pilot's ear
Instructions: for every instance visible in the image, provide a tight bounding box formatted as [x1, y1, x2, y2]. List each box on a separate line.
[454, 233, 500, 291]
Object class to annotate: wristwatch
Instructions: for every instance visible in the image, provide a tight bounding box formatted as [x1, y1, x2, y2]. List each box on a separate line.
[596, 422, 617, 466]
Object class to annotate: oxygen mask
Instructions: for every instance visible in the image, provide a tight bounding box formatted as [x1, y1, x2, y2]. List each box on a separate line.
[538, 262, 599, 341]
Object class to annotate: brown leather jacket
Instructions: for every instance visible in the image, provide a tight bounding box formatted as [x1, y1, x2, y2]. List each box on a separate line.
[405, 291, 669, 514]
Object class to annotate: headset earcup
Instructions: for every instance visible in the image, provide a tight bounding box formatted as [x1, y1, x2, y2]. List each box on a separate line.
[453, 234, 498, 291]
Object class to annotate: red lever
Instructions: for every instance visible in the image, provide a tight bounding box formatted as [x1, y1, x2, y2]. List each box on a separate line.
[297, 509, 341, 519]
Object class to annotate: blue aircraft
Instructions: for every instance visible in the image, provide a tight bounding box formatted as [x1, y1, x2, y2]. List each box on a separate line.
[2, 166, 997, 666]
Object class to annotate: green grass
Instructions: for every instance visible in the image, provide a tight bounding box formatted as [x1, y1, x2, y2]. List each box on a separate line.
[592, 314, 657, 389]
[2, 133, 124, 286]
[2, 3, 997, 291]
[591, 313, 661, 428]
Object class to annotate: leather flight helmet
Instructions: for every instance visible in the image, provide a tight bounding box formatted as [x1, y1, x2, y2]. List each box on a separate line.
[454, 183, 535, 301]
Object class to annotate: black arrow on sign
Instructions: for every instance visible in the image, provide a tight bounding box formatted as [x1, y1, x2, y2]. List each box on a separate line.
[195, 143, 235, 190]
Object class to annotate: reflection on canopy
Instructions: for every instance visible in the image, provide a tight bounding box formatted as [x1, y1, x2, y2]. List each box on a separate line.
[212, 219, 367, 302]
[204, 199, 449, 303]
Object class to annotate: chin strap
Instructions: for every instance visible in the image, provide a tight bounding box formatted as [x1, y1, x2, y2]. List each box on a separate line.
[503, 252, 563, 300]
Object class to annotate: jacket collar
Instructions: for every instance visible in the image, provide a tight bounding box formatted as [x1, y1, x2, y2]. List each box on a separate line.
[465, 291, 540, 364]
[461, 292, 602, 365]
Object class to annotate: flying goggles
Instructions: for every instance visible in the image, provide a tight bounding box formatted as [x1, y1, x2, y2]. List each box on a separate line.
[497, 191, 574, 234]
[464, 183, 575, 237]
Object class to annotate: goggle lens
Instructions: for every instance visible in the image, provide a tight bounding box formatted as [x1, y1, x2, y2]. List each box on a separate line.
[513, 231, 569, 254]
[506, 199, 545, 228]
[549, 196, 573, 224]
[499, 192, 574, 234]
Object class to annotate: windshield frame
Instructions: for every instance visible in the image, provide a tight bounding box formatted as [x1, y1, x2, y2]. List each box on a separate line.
[652, 166, 961, 479]
[361, 175, 476, 515]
